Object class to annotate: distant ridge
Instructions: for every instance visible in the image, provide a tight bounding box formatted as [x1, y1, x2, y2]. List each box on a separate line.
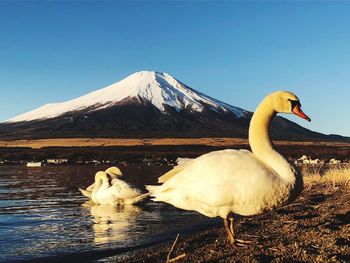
[0, 71, 349, 142]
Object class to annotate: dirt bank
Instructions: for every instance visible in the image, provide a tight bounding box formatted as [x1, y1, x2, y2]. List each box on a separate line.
[115, 182, 349, 262]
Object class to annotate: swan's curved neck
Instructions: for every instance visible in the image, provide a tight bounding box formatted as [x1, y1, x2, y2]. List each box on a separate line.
[93, 174, 108, 193]
[93, 177, 103, 194]
[249, 97, 295, 184]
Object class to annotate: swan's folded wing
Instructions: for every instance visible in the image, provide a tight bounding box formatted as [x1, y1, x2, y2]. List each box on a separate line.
[79, 182, 95, 198]
[123, 193, 150, 205]
[79, 188, 92, 198]
[150, 149, 284, 215]
[110, 181, 143, 199]
[86, 183, 95, 191]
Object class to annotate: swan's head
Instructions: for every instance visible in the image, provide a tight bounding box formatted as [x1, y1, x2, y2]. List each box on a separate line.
[270, 91, 311, 122]
[105, 167, 123, 178]
[95, 171, 107, 181]
[95, 171, 112, 186]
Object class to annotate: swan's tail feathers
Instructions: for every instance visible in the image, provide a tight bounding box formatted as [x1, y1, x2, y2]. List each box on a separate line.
[146, 185, 160, 195]
[146, 185, 175, 202]
[176, 157, 193, 166]
[134, 193, 150, 203]
[146, 185, 164, 201]
[79, 188, 92, 198]
[125, 193, 150, 205]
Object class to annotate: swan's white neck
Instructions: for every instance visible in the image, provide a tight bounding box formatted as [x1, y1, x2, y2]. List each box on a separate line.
[92, 174, 108, 195]
[249, 96, 295, 185]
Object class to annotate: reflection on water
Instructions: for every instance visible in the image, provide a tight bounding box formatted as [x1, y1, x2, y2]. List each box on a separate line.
[82, 202, 142, 244]
[0, 165, 215, 262]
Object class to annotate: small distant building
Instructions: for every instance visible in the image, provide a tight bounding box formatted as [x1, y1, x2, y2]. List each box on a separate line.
[299, 155, 308, 160]
[47, 159, 68, 164]
[85, 160, 101, 165]
[294, 155, 310, 164]
[27, 162, 42, 167]
[294, 155, 323, 165]
[309, 158, 320, 164]
[329, 158, 341, 164]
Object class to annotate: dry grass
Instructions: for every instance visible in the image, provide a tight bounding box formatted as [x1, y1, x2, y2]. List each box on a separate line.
[303, 165, 350, 188]
[0, 138, 248, 148]
[0, 137, 349, 149]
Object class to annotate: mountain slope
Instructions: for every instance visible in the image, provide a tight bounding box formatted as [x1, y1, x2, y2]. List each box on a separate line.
[0, 71, 347, 141]
[6, 71, 246, 123]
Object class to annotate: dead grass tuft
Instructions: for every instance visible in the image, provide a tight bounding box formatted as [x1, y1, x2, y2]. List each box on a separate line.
[303, 165, 350, 188]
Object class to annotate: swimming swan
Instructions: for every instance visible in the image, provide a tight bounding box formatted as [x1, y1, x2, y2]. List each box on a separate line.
[79, 167, 122, 198]
[146, 91, 310, 248]
[91, 171, 149, 205]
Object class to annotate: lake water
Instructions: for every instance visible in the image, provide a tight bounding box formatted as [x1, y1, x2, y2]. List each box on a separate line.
[0, 165, 218, 262]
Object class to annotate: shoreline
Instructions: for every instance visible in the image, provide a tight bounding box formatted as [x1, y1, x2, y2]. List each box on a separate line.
[0, 138, 349, 164]
[16, 220, 221, 263]
[112, 183, 349, 262]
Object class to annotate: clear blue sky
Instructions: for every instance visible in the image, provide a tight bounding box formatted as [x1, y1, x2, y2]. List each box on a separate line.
[0, 1, 349, 136]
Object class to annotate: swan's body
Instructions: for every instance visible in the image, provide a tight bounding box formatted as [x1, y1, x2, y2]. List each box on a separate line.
[91, 171, 148, 205]
[149, 149, 295, 217]
[147, 91, 310, 247]
[79, 167, 123, 199]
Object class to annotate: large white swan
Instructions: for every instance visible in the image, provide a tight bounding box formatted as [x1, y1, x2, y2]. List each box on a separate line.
[79, 167, 123, 198]
[91, 171, 149, 205]
[147, 91, 310, 247]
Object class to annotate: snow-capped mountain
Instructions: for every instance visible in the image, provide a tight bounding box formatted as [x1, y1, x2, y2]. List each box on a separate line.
[7, 71, 246, 123]
[0, 71, 340, 141]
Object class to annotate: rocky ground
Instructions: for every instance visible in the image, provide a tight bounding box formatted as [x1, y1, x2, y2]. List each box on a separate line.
[114, 182, 350, 263]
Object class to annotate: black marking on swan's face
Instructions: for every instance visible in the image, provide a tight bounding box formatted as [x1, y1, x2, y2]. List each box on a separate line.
[288, 98, 311, 121]
[106, 173, 113, 186]
[288, 98, 301, 111]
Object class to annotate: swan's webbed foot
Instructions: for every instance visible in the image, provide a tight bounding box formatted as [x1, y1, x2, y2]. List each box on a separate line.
[234, 238, 256, 247]
[223, 215, 258, 249]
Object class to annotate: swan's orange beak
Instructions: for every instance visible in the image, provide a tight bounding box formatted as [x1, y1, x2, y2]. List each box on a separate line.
[292, 105, 311, 122]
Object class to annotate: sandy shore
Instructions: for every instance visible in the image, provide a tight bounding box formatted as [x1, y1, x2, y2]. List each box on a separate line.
[107, 182, 350, 262]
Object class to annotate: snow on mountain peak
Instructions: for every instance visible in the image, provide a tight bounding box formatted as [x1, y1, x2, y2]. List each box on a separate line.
[6, 71, 245, 123]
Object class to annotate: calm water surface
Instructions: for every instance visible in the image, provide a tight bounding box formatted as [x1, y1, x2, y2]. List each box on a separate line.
[0, 165, 217, 262]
